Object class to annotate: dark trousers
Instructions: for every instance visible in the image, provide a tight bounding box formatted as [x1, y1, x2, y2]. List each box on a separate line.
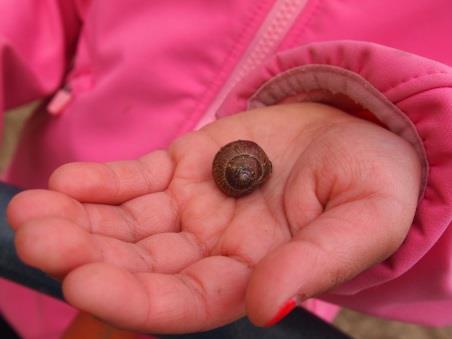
[0, 184, 63, 299]
[0, 183, 350, 338]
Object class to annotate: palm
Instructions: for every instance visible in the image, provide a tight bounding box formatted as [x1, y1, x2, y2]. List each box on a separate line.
[8, 103, 421, 333]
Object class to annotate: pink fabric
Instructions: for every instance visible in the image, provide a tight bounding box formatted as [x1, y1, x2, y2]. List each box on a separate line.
[0, 0, 451, 337]
[0, 279, 76, 339]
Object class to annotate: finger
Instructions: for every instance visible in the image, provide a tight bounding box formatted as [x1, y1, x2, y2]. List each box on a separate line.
[245, 195, 412, 326]
[15, 218, 100, 275]
[7, 189, 87, 231]
[15, 216, 204, 275]
[8, 189, 179, 242]
[63, 257, 250, 333]
[15, 219, 155, 276]
[15, 217, 155, 275]
[49, 150, 174, 204]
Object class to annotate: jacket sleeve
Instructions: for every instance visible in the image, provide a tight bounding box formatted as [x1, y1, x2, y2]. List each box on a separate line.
[217, 40, 452, 326]
[0, 0, 81, 118]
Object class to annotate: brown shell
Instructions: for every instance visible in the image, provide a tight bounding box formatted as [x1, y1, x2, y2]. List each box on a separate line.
[212, 140, 272, 198]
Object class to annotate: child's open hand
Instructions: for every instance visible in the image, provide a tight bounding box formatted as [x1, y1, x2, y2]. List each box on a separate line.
[7, 103, 421, 333]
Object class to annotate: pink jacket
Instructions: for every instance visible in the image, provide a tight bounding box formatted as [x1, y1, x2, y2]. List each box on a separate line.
[0, 0, 451, 338]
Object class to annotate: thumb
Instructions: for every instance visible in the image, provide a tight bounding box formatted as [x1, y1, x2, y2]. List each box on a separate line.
[245, 195, 413, 326]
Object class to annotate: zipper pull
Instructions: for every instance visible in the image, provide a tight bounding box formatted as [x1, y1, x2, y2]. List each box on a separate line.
[47, 85, 73, 115]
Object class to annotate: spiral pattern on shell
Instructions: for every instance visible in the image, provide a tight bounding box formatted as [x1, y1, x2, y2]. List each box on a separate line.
[212, 140, 272, 198]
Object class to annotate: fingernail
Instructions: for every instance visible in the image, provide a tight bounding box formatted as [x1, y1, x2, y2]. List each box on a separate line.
[264, 297, 298, 327]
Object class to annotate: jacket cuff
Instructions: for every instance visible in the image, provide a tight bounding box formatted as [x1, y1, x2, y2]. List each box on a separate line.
[217, 40, 452, 324]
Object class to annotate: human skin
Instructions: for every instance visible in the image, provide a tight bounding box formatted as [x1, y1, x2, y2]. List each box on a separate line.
[7, 103, 421, 333]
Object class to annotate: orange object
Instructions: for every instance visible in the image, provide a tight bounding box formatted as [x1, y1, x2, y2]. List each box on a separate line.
[62, 312, 139, 339]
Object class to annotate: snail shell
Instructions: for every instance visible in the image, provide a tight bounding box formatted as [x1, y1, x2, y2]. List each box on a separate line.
[212, 140, 272, 198]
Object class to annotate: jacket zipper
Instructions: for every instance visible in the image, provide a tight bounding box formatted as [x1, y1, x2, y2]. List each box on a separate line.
[47, 86, 73, 115]
[196, 0, 309, 128]
[47, 70, 93, 115]
[48, 1, 308, 118]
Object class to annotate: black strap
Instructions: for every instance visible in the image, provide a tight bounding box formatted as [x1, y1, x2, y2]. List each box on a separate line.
[0, 183, 63, 299]
[160, 307, 351, 339]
